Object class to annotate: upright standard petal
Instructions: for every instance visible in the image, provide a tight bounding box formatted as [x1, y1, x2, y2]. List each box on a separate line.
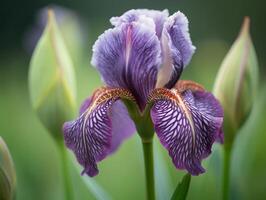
[156, 12, 196, 88]
[149, 81, 223, 175]
[165, 12, 196, 67]
[91, 21, 161, 110]
[110, 9, 169, 38]
[63, 87, 135, 176]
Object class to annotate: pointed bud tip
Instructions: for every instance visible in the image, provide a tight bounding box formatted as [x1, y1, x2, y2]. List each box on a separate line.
[239, 16, 250, 37]
[47, 8, 55, 20]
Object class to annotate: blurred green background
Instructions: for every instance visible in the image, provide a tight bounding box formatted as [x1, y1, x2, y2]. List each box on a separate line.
[0, 0, 265, 199]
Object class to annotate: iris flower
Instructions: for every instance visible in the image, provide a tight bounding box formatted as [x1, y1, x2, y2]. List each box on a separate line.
[63, 9, 223, 177]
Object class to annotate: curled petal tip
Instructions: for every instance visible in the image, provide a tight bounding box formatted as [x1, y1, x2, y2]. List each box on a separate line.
[81, 166, 99, 177]
[216, 129, 224, 144]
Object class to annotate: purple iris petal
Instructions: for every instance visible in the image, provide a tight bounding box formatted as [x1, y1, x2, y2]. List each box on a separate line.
[165, 12, 196, 67]
[63, 88, 136, 176]
[110, 9, 169, 38]
[79, 96, 136, 153]
[109, 101, 136, 152]
[79, 96, 93, 115]
[157, 12, 196, 88]
[91, 20, 161, 111]
[150, 86, 223, 175]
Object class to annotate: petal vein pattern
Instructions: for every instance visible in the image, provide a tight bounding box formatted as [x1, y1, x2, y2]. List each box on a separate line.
[149, 85, 223, 175]
[91, 22, 161, 110]
[63, 88, 135, 176]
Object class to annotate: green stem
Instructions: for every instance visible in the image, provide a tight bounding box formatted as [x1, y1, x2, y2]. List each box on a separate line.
[58, 141, 74, 200]
[222, 144, 232, 200]
[142, 141, 155, 200]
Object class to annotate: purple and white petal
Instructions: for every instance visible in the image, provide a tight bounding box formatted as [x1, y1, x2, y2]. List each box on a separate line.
[165, 12, 196, 67]
[91, 21, 161, 111]
[149, 84, 223, 175]
[156, 30, 183, 88]
[63, 88, 135, 176]
[156, 12, 196, 88]
[110, 9, 169, 38]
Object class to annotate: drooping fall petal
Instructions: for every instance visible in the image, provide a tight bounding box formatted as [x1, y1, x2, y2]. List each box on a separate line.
[79, 96, 136, 153]
[63, 87, 135, 176]
[149, 81, 223, 175]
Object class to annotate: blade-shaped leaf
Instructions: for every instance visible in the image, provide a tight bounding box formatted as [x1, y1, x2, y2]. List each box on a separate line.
[73, 158, 112, 200]
[171, 174, 191, 200]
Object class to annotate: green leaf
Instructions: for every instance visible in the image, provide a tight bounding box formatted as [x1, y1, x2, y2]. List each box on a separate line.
[29, 9, 76, 140]
[74, 162, 112, 200]
[171, 174, 191, 200]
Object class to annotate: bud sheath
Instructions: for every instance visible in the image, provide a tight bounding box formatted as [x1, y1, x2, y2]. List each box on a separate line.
[29, 10, 77, 139]
[213, 17, 258, 143]
[0, 137, 16, 200]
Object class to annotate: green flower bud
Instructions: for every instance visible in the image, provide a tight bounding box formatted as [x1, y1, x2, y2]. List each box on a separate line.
[29, 9, 76, 140]
[0, 137, 16, 200]
[213, 17, 259, 143]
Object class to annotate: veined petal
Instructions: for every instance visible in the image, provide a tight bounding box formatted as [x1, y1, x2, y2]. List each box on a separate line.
[149, 81, 223, 175]
[110, 9, 169, 38]
[63, 87, 136, 176]
[79, 96, 136, 153]
[156, 12, 196, 88]
[91, 21, 161, 111]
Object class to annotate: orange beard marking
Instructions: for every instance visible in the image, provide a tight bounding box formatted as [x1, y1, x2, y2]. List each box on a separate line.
[175, 80, 205, 93]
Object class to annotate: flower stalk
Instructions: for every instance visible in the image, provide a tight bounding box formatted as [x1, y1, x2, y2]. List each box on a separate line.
[222, 142, 232, 200]
[58, 140, 74, 200]
[142, 140, 155, 200]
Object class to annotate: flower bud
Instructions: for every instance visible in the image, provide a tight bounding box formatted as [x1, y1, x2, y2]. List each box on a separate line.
[29, 9, 77, 140]
[213, 17, 258, 143]
[24, 5, 87, 66]
[0, 137, 16, 200]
